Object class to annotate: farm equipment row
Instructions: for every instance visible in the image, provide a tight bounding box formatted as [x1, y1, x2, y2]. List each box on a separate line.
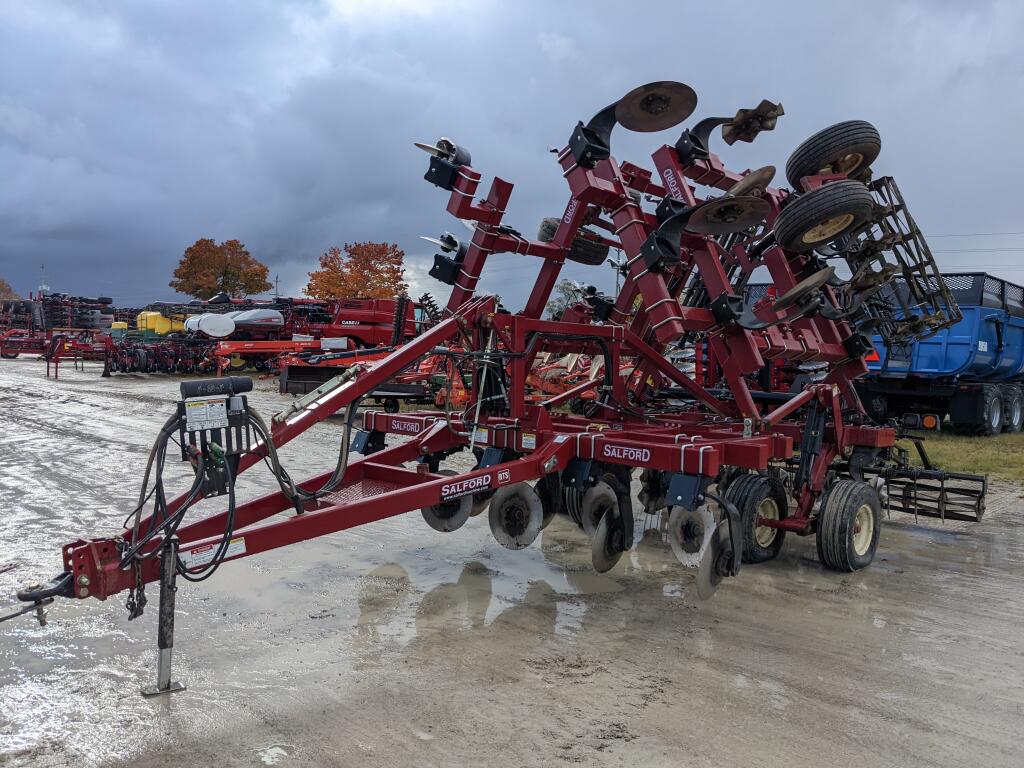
[2, 293, 424, 379]
[5, 81, 986, 697]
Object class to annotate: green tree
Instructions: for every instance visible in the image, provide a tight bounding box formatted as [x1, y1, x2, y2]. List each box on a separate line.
[545, 279, 584, 319]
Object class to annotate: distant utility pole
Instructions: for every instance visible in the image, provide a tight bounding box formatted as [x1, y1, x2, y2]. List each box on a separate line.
[607, 249, 624, 295]
[274, 274, 280, 299]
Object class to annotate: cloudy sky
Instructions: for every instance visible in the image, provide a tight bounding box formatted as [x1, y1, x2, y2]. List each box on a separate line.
[2, 0, 1023, 309]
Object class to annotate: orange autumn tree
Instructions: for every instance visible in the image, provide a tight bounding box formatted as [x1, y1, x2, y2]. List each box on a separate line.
[170, 238, 272, 299]
[0, 277, 19, 300]
[305, 242, 408, 300]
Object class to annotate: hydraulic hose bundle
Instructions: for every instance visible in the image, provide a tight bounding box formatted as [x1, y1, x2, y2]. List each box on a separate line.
[118, 375, 365, 612]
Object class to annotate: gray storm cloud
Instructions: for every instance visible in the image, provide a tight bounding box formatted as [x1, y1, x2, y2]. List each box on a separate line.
[1, 0, 1022, 308]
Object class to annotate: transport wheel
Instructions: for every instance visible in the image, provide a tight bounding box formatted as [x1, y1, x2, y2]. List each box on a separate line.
[421, 470, 471, 533]
[488, 483, 544, 550]
[815, 479, 881, 571]
[863, 393, 889, 424]
[785, 120, 881, 188]
[773, 180, 874, 253]
[383, 397, 400, 413]
[723, 474, 789, 564]
[1, 352, 18, 359]
[1001, 385, 1023, 433]
[979, 385, 1004, 436]
[537, 217, 611, 266]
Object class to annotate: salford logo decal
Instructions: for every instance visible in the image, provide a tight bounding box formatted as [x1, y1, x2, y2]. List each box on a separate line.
[662, 169, 683, 201]
[602, 444, 651, 463]
[497, 468, 511, 484]
[392, 419, 420, 434]
[441, 474, 493, 501]
[562, 198, 580, 224]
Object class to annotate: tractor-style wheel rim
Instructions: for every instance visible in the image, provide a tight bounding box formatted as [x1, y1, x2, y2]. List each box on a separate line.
[852, 503, 874, 556]
[754, 497, 780, 548]
[802, 213, 855, 244]
[820, 152, 864, 177]
[1013, 399, 1022, 426]
[990, 404, 1001, 429]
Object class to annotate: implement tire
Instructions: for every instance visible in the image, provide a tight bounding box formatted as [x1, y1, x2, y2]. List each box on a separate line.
[815, 479, 881, 572]
[786, 120, 881, 188]
[538, 217, 610, 266]
[774, 180, 874, 253]
[723, 473, 789, 563]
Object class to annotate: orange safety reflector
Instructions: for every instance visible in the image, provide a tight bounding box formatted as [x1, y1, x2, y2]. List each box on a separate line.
[864, 348, 880, 362]
[922, 414, 939, 430]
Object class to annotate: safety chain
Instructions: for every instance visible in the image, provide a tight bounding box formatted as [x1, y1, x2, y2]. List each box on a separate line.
[125, 559, 147, 620]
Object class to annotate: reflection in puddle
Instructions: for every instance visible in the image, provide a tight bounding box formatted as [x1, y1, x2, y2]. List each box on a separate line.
[350, 510, 699, 656]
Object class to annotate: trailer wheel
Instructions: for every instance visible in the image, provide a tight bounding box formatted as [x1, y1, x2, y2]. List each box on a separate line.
[1, 352, 18, 359]
[383, 397, 400, 414]
[1001, 385, 1023, 433]
[815, 479, 881, 571]
[785, 120, 881, 188]
[863, 393, 889, 424]
[538, 217, 610, 266]
[979, 385, 1004, 436]
[773, 180, 874, 253]
[723, 474, 789, 563]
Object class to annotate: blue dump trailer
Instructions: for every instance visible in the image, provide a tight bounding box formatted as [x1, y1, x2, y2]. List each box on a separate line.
[858, 272, 1024, 435]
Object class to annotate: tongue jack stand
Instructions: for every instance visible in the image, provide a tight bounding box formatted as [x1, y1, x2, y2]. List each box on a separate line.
[141, 538, 185, 697]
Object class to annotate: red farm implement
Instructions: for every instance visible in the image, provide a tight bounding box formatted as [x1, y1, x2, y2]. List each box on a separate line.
[4, 81, 984, 695]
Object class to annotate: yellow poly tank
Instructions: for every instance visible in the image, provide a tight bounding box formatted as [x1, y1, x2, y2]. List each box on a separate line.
[148, 314, 172, 335]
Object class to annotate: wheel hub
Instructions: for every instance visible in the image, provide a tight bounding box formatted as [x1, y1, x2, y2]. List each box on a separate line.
[680, 519, 704, 553]
[819, 152, 864, 177]
[852, 503, 874, 556]
[802, 213, 855, 243]
[754, 498, 779, 548]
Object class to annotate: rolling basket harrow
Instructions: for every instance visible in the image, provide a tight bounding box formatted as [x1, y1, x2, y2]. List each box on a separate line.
[4, 81, 987, 694]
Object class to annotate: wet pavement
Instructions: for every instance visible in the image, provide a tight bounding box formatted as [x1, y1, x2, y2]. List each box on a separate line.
[1, 358, 1023, 767]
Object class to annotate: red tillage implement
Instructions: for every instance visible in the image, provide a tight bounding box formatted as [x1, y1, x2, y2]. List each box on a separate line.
[5, 82, 984, 695]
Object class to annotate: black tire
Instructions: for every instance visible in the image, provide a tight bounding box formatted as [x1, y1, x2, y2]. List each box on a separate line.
[1001, 384, 1023, 433]
[815, 479, 881, 571]
[383, 397, 400, 414]
[1, 352, 19, 360]
[774, 180, 874, 253]
[538, 217, 610, 266]
[863, 393, 889, 425]
[785, 120, 881, 188]
[723, 473, 789, 563]
[979, 384, 1004, 436]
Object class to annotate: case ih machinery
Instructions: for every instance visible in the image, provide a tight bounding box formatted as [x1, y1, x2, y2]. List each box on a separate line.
[4, 82, 986, 696]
